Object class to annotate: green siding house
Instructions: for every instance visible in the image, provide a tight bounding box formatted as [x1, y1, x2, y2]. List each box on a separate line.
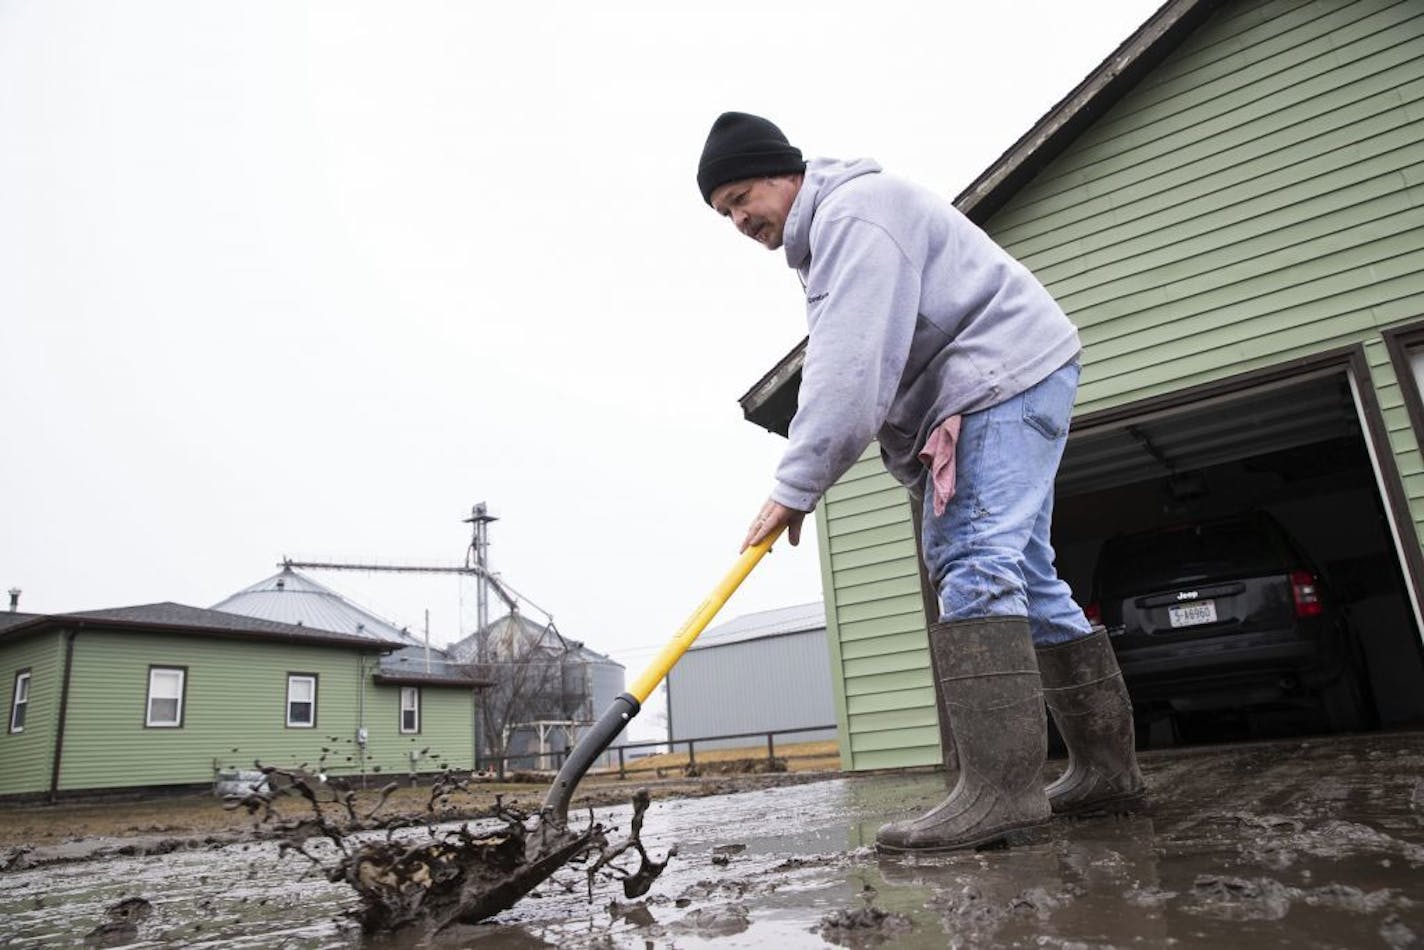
[741, 0, 1424, 770]
[0, 603, 485, 800]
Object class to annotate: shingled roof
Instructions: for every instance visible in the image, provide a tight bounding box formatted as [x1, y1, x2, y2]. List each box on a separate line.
[0, 612, 44, 633]
[0, 601, 390, 650]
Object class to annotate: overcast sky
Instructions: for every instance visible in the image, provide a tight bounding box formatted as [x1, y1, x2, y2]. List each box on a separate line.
[1, 0, 1164, 737]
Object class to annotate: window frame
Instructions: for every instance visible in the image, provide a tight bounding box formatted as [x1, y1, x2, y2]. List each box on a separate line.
[399, 686, 421, 735]
[9, 669, 31, 734]
[285, 673, 318, 729]
[145, 665, 187, 728]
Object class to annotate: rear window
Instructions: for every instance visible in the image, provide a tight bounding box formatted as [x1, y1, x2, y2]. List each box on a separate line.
[1097, 519, 1294, 597]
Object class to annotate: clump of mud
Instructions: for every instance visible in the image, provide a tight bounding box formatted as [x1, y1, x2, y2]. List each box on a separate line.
[83, 896, 154, 947]
[817, 905, 913, 944]
[1, 846, 34, 872]
[224, 765, 674, 933]
[816, 884, 913, 946]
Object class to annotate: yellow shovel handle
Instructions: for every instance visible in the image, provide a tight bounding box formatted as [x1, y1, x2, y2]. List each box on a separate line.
[625, 526, 786, 704]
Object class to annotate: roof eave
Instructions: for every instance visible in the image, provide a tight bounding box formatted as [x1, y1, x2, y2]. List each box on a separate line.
[26, 616, 395, 652]
[953, 0, 1218, 222]
[372, 672, 494, 688]
[739, 0, 1220, 435]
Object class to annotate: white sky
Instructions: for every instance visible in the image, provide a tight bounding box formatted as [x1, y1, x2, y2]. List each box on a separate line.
[1, 0, 1164, 738]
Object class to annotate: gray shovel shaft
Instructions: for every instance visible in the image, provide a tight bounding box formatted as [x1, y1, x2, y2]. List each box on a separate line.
[543, 692, 640, 821]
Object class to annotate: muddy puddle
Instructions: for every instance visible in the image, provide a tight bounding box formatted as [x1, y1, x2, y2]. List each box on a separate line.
[2, 733, 1422, 947]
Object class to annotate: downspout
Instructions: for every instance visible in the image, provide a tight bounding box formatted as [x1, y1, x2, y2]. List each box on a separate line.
[49, 628, 78, 804]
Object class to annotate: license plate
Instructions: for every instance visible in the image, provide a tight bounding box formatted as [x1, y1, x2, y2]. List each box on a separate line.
[1168, 600, 1217, 628]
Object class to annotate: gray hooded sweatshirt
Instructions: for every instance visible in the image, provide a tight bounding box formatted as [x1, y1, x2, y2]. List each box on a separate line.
[771, 157, 1083, 512]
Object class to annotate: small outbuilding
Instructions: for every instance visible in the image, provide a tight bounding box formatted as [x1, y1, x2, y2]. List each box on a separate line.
[665, 602, 837, 750]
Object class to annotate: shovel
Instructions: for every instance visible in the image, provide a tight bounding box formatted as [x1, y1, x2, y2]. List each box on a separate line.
[445, 525, 786, 925]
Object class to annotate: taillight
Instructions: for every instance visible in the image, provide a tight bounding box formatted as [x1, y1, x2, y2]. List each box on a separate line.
[1084, 602, 1102, 625]
[1291, 570, 1323, 618]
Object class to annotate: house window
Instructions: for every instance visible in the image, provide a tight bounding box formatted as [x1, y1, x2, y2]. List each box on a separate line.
[146, 667, 185, 727]
[400, 687, 420, 734]
[286, 674, 317, 727]
[9, 670, 30, 733]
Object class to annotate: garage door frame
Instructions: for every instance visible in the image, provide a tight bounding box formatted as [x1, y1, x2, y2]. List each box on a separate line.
[1064, 343, 1424, 644]
[1383, 320, 1424, 453]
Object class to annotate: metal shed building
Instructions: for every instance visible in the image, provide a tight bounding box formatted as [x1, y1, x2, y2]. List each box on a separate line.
[665, 602, 837, 750]
[739, 0, 1424, 771]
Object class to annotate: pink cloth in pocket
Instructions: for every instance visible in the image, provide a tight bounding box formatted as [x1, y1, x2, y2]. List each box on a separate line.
[917, 415, 962, 517]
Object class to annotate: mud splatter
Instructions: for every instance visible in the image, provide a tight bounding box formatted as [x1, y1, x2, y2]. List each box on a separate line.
[223, 764, 673, 933]
[584, 789, 677, 900]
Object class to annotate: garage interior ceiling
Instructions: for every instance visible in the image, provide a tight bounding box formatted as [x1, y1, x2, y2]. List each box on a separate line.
[1058, 372, 1361, 498]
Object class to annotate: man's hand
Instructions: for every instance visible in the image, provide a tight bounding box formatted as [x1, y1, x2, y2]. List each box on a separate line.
[741, 498, 808, 553]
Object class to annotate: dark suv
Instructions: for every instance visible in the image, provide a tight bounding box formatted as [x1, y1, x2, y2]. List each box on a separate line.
[1087, 511, 1373, 737]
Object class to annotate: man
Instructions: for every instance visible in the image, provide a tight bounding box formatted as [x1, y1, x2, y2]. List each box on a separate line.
[698, 112, 1145, 852]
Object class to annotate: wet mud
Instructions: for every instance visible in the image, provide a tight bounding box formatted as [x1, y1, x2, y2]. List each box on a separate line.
[2, 732, 1422, 947]
[225, 766, 674, 933]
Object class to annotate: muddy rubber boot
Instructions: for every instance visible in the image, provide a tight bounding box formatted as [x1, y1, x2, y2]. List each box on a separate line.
[925, 623, 959, 783]
[1037, 628, 1146, 816]
[875, 617, 1051, 852]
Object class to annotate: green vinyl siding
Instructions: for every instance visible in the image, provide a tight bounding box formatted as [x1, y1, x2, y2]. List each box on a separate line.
[60, 633, 367, 790]
[817, 458, 941, 771]
[362, 683, 477, 777]
[56, 633, 474, 791]
[0, 632, 65, 796]
[817, 0, 1424, 771]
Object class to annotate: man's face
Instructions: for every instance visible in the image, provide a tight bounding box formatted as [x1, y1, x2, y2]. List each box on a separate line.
[709, 175, 801, 250]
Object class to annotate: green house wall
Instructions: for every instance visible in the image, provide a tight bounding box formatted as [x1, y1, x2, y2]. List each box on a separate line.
[0, 632, 65, 796]
[361, 682, 477, 778]
[818, 0, 1424, 771]
[0, 629, 478, 796]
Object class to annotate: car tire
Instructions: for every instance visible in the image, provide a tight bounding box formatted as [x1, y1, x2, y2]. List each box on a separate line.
[1317, 645, 1378, 734]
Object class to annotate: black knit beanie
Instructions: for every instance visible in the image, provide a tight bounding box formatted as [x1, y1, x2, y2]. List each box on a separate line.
[697, 112, 805, 205]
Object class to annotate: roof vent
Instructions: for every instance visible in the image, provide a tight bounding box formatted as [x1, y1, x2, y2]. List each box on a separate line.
[276, 577, 286, 591]
[7, 588, 19, 613]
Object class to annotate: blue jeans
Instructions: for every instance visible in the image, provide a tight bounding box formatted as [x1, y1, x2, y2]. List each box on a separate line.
[920, 359, 1093, 646]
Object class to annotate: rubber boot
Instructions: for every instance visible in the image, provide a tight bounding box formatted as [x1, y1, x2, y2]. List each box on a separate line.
[925, 622, 959, 782]
[875, 617, 1051, 852]
[1037, 628, 1146, 816]
[913, 512, 958, 783]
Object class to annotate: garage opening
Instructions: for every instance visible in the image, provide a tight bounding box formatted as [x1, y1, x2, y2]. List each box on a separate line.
[1053, 367, 1424, 747]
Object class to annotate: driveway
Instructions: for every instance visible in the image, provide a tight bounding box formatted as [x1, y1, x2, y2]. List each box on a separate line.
[1, 731, 1421, 947]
